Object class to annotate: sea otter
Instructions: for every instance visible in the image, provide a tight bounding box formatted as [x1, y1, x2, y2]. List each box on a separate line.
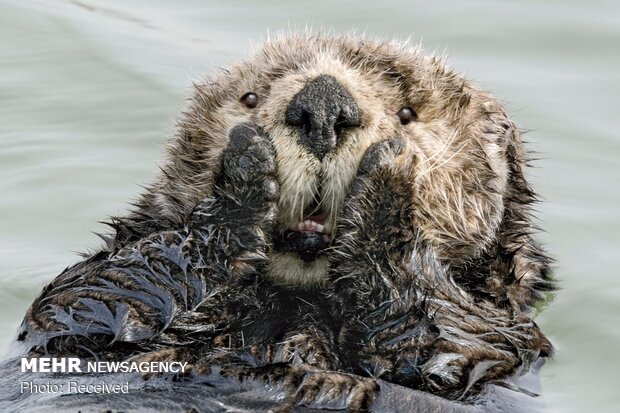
[10, 34, 554, 412]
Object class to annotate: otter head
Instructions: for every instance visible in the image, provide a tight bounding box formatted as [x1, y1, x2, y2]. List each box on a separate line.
[129, 35, 550, 309]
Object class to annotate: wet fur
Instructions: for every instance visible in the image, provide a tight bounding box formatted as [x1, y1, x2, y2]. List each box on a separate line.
[17, 34, 553, 411]
[97, 34, 553, 305]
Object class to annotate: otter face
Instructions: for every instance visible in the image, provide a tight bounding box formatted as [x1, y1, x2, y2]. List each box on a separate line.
[158, 35, 528, 290]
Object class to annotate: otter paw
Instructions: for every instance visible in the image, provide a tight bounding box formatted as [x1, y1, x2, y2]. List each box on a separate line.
[188, 124, 278, 277]
[348, 138, 411, 199]
[190, 122, 278, 233]
[220, 123, 278, 202]
[357, 138, 406, 176]
[338, 139, 414, 250]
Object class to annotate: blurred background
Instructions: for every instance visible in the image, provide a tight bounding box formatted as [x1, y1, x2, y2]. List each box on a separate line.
[0, 1, 618, 412]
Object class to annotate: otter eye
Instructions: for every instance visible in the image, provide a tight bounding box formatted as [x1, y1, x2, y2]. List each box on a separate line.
[240, 92, 258, 108]
[397, 107, 417, 125]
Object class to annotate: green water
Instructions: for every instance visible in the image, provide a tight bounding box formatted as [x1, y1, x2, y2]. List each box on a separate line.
[1, 1, 618, 412]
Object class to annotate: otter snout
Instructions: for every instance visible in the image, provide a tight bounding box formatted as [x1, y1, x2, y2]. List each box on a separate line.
[285, 75, 360, 160]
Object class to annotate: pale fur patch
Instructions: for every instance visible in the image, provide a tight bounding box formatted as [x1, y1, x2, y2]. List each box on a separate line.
[266, 253, 329, 288]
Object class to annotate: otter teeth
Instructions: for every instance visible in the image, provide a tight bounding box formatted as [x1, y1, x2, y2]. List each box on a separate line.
[291, 220, 326, 233]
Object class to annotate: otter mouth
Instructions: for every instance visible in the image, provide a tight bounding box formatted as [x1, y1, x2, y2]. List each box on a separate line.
[273, 202, 332, 262]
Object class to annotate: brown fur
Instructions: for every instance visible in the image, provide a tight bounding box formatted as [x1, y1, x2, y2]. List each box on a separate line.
[15, 34, 554, 412]
[108, 33, 552, 310]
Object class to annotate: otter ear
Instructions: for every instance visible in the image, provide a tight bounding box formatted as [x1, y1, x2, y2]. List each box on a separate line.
[485, 117, 555, 312]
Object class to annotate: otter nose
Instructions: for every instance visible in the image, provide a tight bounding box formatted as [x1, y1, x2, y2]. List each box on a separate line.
[285, 75, 360, 160]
